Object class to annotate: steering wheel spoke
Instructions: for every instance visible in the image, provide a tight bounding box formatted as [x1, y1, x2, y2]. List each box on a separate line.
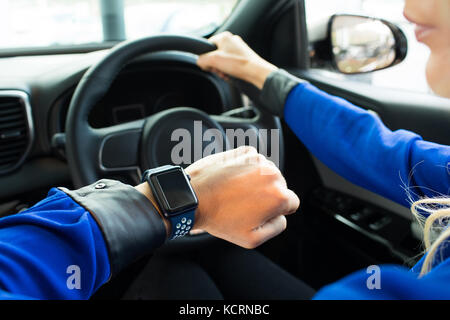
[211, 107, 284, 172]
[94, 119, 144, 174]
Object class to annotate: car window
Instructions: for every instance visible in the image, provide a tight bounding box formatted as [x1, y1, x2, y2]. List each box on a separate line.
[0, 0, 238, 49]
[305, 0, 432, 95]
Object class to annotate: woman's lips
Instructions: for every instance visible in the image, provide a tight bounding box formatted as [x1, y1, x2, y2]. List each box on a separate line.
[404, 12, 436, 43]
[414, 24, 436, 42]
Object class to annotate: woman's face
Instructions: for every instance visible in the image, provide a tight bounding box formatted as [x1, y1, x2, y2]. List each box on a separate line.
[404, 0, 450, 98]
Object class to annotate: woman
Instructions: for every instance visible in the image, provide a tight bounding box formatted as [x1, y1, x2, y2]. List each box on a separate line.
[188, 0, 450, 299]
[0, 0, 448, 300]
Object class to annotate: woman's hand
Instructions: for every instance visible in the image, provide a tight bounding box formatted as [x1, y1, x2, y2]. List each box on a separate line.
[185, 146, 300, 249]
[136, 146, 299, 249]
[197, 32, 278, 89]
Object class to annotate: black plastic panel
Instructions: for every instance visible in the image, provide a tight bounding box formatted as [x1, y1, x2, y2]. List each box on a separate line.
[309, 186, 422, 262]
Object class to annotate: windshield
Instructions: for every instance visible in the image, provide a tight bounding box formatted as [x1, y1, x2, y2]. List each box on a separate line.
[0, 0, 238, 49]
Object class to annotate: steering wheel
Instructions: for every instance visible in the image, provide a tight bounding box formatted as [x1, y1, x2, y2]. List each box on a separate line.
[66, 35, 284, 191]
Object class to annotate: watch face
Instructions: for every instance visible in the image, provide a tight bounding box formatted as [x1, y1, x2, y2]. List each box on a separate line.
[152, 168, 197, 216]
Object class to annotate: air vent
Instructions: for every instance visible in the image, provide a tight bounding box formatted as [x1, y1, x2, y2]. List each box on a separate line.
[0, 91, 34, 175]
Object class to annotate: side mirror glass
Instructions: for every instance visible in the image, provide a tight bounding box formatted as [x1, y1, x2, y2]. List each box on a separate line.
[329, 14, 407, 74]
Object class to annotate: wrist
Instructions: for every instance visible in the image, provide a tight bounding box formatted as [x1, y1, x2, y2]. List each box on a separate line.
[245, 59, 278, 90]
[184, 166, 206, 231]
[135, 183, 170, 238]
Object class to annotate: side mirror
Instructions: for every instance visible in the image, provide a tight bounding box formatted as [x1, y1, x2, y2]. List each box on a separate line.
[329, 14, 407, 74]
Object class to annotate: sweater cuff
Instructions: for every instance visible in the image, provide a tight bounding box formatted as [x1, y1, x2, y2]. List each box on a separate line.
[59, 179, 166, 278]
[259, 69, 307, 118]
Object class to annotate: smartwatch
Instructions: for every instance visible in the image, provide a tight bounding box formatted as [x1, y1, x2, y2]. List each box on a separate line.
[141, 165, 198, 240]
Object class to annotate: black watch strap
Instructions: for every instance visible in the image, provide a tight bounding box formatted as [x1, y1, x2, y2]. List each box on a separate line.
[141, 166, 197, 240]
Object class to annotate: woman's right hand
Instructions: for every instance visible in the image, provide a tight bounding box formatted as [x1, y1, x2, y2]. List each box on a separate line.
[186, 146, 300, 249]
[197, 31, 278, 90]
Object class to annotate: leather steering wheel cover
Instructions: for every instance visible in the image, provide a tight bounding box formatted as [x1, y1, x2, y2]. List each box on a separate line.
[66, 35, 217, 187]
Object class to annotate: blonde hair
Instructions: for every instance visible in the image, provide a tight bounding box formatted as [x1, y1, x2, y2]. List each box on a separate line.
[411, 198, 450, 276]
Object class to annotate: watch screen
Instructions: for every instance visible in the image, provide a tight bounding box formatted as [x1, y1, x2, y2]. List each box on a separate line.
[155, 170, 196, 212]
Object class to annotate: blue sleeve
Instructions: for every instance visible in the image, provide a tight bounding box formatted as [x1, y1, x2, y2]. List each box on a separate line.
[313, 257, 450, 299]
[284, 82, 450, 207]
[0, 188, 110, 300]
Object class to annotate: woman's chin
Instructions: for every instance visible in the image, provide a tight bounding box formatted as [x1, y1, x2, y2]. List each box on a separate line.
[426, 53, 450, 98]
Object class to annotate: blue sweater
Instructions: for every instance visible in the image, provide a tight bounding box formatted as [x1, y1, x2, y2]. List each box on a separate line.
[284, 82, 450, 299]
[0, 82, 449, 299]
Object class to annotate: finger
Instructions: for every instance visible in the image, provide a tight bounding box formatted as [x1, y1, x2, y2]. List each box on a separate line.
[210, 68, 228, 80]
[216, 70, 229, 80]
[272, 169, 287, 187]
[197, 51, 223, 71]
[260, 187, 299, 224]
[208, 31, 233, 46]
[199, 32, 234, 71]
[262, 185, 299, 222]
[250, 215, 287, 247]
[235, 145, 258, 156]
[282, 188, 300, 215]
[198, 50, 239, 74]
[256, 158, 281, 176]
[197, 52, 214, 70]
